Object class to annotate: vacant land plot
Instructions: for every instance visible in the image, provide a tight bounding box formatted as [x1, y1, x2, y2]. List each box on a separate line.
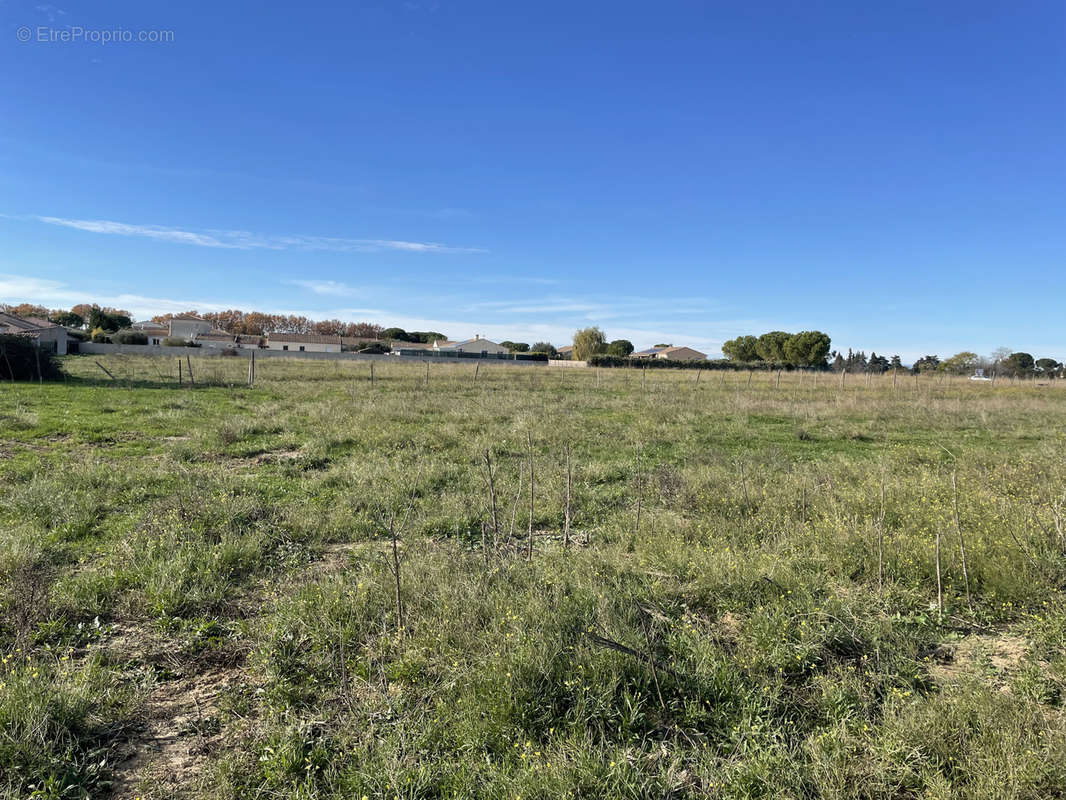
[2, 356, 1065, 799]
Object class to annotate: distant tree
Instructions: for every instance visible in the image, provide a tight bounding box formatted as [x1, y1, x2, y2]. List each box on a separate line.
[500, 341, 530, 352]
[938, 351, 979, 375]
[755, 331, 792, 362]
[88, 307, 131, 333]
[1003, 352, 1035, 376]
[408, 331, 447, 344]
[721, 335, 760, 361]
[912, 355, 941, 374]
[890, 355, 903, 370]
[3, 303, 51, 318]
[783, 331, 831, 367]
[531, 341, 558, 358]
[347, 322, 384, 339]
[607, 339, 634, 357]
[867, 352, 890, 373]
[382, 327, 409, 342]
[572, 327, 608, 361]
[832, 352, 845, 371]
[50, 311, 85, 329]
[989, 347, 1012, 369]
[313, 319, 347, 336]
[653, 343, 672, 349]
[1036, 357, 1062, 374]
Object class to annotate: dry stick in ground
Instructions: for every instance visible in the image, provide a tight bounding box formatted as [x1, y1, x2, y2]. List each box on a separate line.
[634, 445, 644, 534]
[951, 470, 973, 612]
[94, 360, 116, 380]
[563, 442, 572, 549]
[178, 358, 182, 385]
[508, 463, 524, 542]
[877, 475, 887, 591]
[483, 450, 500, 542]
[386, 514, 405, 636]
[527, 432, 535, 561]
[34, 345, 43, 384]
[839, 368, 846, 390]
[934, 523, 944, 622]
[473, 362, 480, 382]
[186, 354, 195, 385]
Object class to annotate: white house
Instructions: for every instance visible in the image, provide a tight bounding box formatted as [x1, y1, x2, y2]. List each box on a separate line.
[265, 333, 342, 353]
[0, 312, 71, 355]
[433, 335, 510, 355]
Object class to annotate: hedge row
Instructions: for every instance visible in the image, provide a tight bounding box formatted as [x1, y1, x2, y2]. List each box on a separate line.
[0, 335, 63, 381]
[587, 355, 825, 371]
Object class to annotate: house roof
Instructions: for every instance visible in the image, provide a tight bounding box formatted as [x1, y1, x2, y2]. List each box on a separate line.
[396, 340, 435, 349]
[340, 336, 383, 346]
[170, 314, 208, 322]
[267, 333, 342, 344]
[0, 312, 59, 333]
[657, 346, 707, 358]
[196, 332, 238, 342]
[437, 338, 501, 349]
[633, 346, 667, 356]
[556, 345, 573, 353]
[235, 334, 263, 344]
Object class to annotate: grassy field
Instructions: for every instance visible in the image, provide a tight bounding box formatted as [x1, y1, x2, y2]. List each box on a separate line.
[2, 354, 1065, 799]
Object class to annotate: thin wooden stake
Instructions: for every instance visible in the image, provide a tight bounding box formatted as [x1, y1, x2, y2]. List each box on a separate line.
[370, 361, 375, 385]
[934, 525, 944, 622]
[951, 470, 973, 612]
[388, 516, 404, 636]
[474, 362, 480, 382]
[563, 442, 572, 549]
[483, 450, 499, 540]
[877, 476, 886, 590]
[34, 345, 43, 384]
[178, 358, 182, 385]
[186, 355, 195, 385]
[94, 360, 116, 380]
[527, 432, 534, 561]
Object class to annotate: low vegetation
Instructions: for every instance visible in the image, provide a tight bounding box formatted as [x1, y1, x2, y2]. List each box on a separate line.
[2, 355, 1065, 799]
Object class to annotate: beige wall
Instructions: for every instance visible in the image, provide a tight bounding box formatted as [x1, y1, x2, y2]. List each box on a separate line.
[266, 340, 340, 353]
[169, 319, 213, 339]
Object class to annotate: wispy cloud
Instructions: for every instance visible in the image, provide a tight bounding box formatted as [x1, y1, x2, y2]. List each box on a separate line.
[26, 215, 486, 254]
[285, 279, 364, 298]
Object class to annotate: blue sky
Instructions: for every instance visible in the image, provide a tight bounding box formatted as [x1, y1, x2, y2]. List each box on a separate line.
[2, 0, 1063, 359]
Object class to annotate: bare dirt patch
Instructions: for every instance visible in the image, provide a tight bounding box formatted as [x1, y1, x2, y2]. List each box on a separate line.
[111, 666, 239, 800]
[928, 633, 1029, 685]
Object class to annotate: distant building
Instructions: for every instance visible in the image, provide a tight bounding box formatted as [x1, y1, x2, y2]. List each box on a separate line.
[433, 335, 509, 355]
[167, 315, 214, 340]
[632, 345, 707, 361]
[265, 333, 342, 353]
[556, 345, 574, 359]
[0, 312, 71, 354]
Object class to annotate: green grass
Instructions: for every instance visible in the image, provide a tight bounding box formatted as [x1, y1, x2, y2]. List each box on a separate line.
[2, 355, 1065, 799]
